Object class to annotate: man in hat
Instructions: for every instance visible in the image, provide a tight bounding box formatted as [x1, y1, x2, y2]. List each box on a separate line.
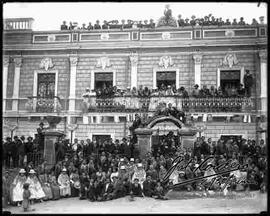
[60, 21, 68, 30]
[57, 168, 71, 197]
[243, 70, 254, 97]
[191, 84, 200, 98]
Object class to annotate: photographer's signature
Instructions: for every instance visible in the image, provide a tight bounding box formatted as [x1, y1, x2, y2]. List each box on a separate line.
[162, 155, 256, 190]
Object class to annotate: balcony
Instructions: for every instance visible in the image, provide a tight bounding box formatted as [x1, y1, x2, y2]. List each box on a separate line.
[25, 96, 62, 113]
[4, 18, 34, 31]
[81, 96, 255, 113]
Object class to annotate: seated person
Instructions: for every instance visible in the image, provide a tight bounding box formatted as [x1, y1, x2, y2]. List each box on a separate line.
[61, 21, 68, 30]
[94, 20, 101, 29]
[143, 175, 155, 197]
[130, 178, 143, 199]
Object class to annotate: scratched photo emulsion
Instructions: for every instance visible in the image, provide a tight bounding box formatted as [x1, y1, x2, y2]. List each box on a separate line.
[2, 2, 267, 214]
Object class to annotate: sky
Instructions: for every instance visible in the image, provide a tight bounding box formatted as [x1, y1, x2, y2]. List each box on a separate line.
[3, 2, 268, 31]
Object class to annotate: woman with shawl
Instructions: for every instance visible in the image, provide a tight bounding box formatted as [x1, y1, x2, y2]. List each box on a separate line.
[57, 168, 71, 197]
[11, 169, 27, 206]
[26, 169, 46, 202]
[48, 170, 60, 200]
[39, 170, 53, 200]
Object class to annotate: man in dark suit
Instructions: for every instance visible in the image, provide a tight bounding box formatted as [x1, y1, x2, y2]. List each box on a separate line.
[60, 21, 68, 30]
[94, 20, 101, 29]
[143, 175, 156, 197]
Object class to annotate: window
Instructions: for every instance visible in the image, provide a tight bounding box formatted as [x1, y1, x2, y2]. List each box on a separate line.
[37, 73, 55, 98]
[156, 71, 176, 89]
[220, 70, 240, 93]
[94, 72, 113, 89]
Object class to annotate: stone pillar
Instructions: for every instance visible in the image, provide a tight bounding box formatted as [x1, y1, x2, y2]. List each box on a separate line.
[12, 57, 22, 111]
[3, 56, 9, 112]
[129, 53, 138, 89]
[135, 128, 153, 159]
[193, 54, 203, 87]
[69, 56, 78, 112]
[259, 50, 267, 114]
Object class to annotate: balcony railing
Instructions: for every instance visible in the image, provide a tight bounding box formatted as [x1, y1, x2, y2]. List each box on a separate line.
[25, 96, 62, 113]
[81, 96, 255, 113]
[4, 18, 34, 30]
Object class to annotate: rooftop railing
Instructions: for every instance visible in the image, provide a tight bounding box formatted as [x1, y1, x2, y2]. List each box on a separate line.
[81, 96, 255, 113]
[4, 18, 34, 30]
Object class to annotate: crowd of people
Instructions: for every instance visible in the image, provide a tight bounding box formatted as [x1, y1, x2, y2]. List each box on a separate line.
[60, 14, 265, 30]
[2, 126, 267, 211]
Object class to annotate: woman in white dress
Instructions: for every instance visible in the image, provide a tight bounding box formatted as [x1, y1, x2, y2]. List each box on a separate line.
[11, 169, 27, 206]
[132, 163, 146, 189]
[57, 168, 71, 197]
[26, 169, 46, 203]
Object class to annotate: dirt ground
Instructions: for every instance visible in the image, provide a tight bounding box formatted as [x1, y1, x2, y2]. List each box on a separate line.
[2, 191, 267, 214]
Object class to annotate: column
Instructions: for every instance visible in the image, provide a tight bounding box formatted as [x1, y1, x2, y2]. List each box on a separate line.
[259, 50, 267, 114]
[193, 54, 203, 87]
[69, 56, 78, 112]
[114, 115, 120, 123]
[129, 53, 138, 89]
[12, 57, 22, 111]
[3, 56, 9, 112]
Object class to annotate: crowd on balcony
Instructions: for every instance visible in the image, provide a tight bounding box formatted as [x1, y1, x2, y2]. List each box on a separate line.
[60, 14, 264, 30]
[2, 126, 267, 209]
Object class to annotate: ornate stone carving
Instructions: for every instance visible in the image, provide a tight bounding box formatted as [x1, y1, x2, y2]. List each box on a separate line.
[225, 30, 235, 38]
[100, 33, 109, 40]
[96, 55, 112, 70]
[162, 32, 171, 40]
[193, 54, 202, 64]
[129, 52, 138, 66]
[48, 35, 56, 42]
[39, 57, 54, 71]
[3, 56, 9, 67]
[158, 55, 174, 69]
[259, 50, 267, 63]
[69, 56, 78, 66]
[14, 57, 22, 67]
[222, 49, 238, 68]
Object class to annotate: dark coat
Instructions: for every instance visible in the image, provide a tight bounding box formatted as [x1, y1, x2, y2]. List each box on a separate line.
[143, 180, 155, 197]
[130, 183, 143, 196]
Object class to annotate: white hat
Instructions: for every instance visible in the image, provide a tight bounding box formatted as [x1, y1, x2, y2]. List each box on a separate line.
[29, 169, 36, 174]
[19, 169, 26, 174]
[194, 164, 199, 168]
[62, 168, 67, 172]
[120, 166, 126, 170]
[137, 163, 143, 167]
[120, 158, 124, 162]
[130, 158, 134, 162]
[179, 170, 185, 174]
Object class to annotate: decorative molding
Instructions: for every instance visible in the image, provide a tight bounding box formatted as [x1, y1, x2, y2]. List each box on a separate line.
[162, 32, 171, 40]
[225, 30, 235, 38]
[39, 57, 54, 71]
[193, 54, 203, 64]
[100, 33, 109, 40]
[95, 55, 112, 70]
[69, 56, 78, 66]
[158, 55, 174, 69]
[3, 56, 10, 67]
[14, 57, 22, 67]
[221, 49, 238, 68]
[259, 50, 267, 63]
[129, 52, 138, 66]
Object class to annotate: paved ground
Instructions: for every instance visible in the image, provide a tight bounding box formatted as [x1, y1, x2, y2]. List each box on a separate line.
[2, 191, 267, 214]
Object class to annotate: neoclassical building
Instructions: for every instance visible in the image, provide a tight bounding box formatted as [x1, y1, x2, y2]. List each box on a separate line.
[2, 17, 267, 145]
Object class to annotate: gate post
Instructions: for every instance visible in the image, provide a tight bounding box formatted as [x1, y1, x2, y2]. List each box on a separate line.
[134, 128, 154, 159]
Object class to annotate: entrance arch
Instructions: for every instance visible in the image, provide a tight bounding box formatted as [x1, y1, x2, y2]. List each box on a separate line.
[146, 115, 184, 129]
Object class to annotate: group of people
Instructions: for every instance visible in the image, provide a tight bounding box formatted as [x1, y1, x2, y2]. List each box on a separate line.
[2, 129, 267, 210]
[60, 14, 264, 31]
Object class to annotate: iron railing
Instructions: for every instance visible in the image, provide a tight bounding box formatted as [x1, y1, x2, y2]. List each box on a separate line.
[25, 96, 62, 113]
[81, 96, 255, 113]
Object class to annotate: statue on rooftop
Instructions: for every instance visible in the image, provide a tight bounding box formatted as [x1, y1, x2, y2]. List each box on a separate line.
[157, 5, 178, 28]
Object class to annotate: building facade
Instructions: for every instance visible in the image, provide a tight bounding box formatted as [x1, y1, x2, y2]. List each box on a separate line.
[2, 17, 268, 144]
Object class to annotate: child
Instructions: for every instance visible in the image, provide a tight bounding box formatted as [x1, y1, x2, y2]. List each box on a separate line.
[22, 183, 31, 212]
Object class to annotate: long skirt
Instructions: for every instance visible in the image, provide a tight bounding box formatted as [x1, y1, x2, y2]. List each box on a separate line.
[29, 184, 46, 200]
[59, 185, 71, 196]
[50, 184, 60, 200]
[42, 185, 53, 200]
[71, 185, 80, 197]
[12, 184, 24, 202]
